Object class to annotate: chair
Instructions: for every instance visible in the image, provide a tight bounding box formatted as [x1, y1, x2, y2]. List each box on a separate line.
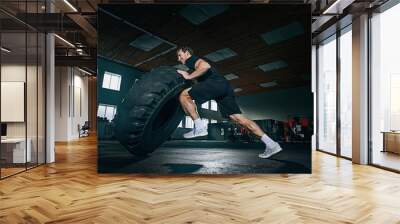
[79, 121, 90, 138]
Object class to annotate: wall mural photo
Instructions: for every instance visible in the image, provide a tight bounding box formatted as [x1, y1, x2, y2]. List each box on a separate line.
[97, 4, 312, 174]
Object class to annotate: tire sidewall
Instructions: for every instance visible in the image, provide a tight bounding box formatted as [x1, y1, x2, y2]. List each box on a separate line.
[141, 81, 186, 151]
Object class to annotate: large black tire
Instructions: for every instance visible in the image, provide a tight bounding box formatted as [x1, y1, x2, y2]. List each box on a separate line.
[113, 66, 189, 156]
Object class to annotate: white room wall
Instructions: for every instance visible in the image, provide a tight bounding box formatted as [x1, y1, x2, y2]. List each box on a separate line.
[55, 67, 89, 141]
[55, 66, 69, 141]
[1, 64, 26, 140]
[1, 64, 36, 138]
[1, 63, 46, 164]
[71, 72, 89, 138]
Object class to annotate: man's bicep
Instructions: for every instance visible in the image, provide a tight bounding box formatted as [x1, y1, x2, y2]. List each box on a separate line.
[195, 59, 211, 70]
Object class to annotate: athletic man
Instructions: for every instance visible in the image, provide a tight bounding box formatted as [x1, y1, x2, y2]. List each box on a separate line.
[176, 46, 282, 159]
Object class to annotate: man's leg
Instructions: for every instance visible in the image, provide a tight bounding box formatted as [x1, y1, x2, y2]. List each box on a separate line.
[179, 88, 199, 120]
[229, 114, 282, 158]
[179, 88, 208, 138]
[228, 114, 264, 137]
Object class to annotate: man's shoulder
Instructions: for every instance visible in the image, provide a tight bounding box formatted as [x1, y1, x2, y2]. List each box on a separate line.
[195, 58, 211, 65]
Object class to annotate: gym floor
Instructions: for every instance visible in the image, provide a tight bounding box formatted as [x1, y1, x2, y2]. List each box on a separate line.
[98, 140, 311, 174]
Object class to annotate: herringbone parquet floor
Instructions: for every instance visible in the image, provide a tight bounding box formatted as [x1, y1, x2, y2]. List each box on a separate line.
[1, 136, 400, 224]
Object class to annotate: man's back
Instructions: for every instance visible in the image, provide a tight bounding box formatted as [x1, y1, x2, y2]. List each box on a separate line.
[184, 55, 226, 82]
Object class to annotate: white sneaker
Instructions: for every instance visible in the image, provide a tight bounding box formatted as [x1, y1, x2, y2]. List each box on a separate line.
[258, 142, 282, 159]
[183, 127, 208, 138]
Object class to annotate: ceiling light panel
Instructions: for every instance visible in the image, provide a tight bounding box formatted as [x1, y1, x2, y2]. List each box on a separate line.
[204, 48, 237, 62]
[179, 5, 229, 25]
[260, 81, 278, 88]
[224, 73, 239, 80]
[257, 60, 288, 72]
[261, 21, 304, 45]
[129, 34, 163, 52]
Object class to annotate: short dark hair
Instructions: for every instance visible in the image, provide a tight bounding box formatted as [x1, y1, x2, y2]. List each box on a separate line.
[177, 46, 194, 55]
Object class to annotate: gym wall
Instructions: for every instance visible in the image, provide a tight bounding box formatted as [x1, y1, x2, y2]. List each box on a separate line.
[97, 57, 143, 108]
[237, 86, 313, 121]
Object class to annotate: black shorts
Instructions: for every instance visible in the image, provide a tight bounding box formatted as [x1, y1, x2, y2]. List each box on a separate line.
[188, 79, 242, 118]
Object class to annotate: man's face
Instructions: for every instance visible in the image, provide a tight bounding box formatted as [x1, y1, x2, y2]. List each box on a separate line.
[177, 50, 191, 64]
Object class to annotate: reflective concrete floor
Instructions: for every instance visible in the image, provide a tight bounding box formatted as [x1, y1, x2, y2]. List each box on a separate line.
[98, 140, 311, 174]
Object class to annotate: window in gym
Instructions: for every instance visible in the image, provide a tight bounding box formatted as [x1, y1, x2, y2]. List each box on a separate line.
[102, 71, 121, 91]
[97, 104, 117, 122]
[201, 101, 209, 109]
[210, 100, 218, 111]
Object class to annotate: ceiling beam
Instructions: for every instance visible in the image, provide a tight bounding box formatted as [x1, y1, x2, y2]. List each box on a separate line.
[55, 55, 96, 69]
[66, 13, 97, 46]
[51, 0, 97, 47]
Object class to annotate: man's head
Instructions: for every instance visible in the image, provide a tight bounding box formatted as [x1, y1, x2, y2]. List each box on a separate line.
[176, 46, 194, 64]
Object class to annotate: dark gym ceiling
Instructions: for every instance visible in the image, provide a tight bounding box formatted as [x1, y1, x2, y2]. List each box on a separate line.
[0, 0, 386, 95]
[0, 0, 314, 96]
[98, 4, 311, 96]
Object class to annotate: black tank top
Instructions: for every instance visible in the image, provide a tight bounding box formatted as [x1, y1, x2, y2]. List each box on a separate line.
[184, 55, 226, 82]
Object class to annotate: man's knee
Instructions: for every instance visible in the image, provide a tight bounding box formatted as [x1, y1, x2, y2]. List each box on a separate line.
[179, 89, 188, 97]
[179, 88, 191, 101]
